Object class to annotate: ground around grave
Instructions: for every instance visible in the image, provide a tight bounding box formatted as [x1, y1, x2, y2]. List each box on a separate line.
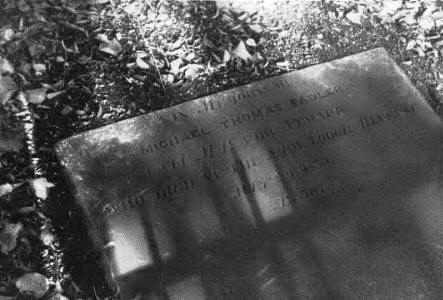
[0, 0, 441, 299]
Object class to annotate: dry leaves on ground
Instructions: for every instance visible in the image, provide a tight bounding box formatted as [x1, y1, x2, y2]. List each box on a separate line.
[15, 272, 50, 299]
[0, 76, 17, 105]
[26, 88, 48, 104]
[0, 222, 22, 254]
[30, 177, 55, 200]
[98, 36, 123, 57]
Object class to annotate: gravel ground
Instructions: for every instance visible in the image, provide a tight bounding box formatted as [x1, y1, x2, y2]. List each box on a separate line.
[0, 0, 441, 299]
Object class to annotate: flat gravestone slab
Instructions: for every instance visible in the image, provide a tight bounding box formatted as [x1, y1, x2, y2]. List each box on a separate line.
[56, 48, 442, 300]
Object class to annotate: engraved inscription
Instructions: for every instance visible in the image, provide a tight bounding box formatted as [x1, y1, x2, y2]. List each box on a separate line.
[309, 124, 355, 145]
[55, 49, 443, 298]
[219, 103, 284, 129]
[142, 127, 210, 154]
[102, 99, 419, 217]
[282, 105, 345, 131]
[287, 86, 346, 109]
[80, 56, 428, 220]
[359, 104, 416, 129]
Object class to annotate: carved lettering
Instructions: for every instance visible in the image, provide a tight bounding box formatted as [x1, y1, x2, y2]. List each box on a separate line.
[201, 140, 233, 159]
[300, 185, 353, 201]
[309, 125, 354, 145]
[360, 104, 416, 129]
[268, 141, 303, 159]
[288, 86, 345, 109]
[283, 106, 345, 131]
[158, 155, 187, 172]
[219, 103, 283, 129]
[200, 88, 264, 112]
[155, 179, 194, 200]
[142, 127, 210, 154]
[243, 128, 276, 145]
[103, 194, 147, 216]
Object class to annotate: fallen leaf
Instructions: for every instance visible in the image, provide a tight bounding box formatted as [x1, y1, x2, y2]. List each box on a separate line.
[60, 105, 73, 115]
[279, 30, 289, 38]
[0, 28, 14, 44]
[381, 0, 403, 16]
[400, 12, 417, 25]
[32, 63, 46, 74]
[40, 226, 54, 246]
[15, 273, 49, 299]
[406, 40, 416, 50]
[249, 24, 263, 33]
[436, 17, 443, 29]
[246, 38, 257, 47]
[170, 38, 183, 51]
[150, 56, 165, 68]
[133, 74, 146, 81]
[116, 32, 123, 40]
[47, 91, 65, 100]
[59, 21, 88, 37]
[0, 222, 22, 254]
[17, 206, 36, 214]
[233, 40, 251, 61]
[211, 52, 221, 63]
[28, 43, 46, 58]
[26, 88, 47, 104]
[0, 76, 17, 104]
[77, 55, 89, 65]
[135, 51, 148, 58]
[346, 11, 362, 24]
[276, 60, 290, 68]
[0, 58, 14, 74]
[30, 177, 55, 200]
[0, 183, 13, 197]
[205, 61, 215, 74]
[185, 52, 195, 61]
[19, 61, 32, 75]
[182, 64, 204, 78]
[252, 51, 264, 61]
[223, 49, 231, 62]
[238, 12, 249, 21]
[98, 38, 122, 56]
[419, 16, 435, 31]
[433, 10, 443, 20]
[95, 33, 109, 43]
[415, 46, 425, 57]
[17, 0, 31, 12]
[170, 58, 183, 75]
[123, 2, 142, 16]
[136, 57, 150, 69]
[162, 74, 175, 84]
[211, 7, 220, 19]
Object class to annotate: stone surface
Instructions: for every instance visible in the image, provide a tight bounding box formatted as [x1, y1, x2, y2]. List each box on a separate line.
[55, 48, 442, 299]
